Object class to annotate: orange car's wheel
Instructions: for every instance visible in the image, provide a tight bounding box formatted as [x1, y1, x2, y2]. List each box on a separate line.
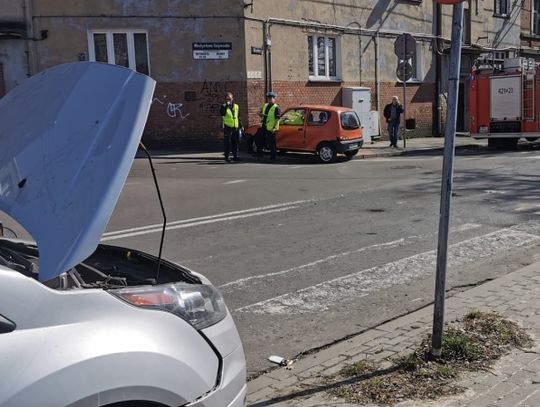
[317, 142, 336, 163]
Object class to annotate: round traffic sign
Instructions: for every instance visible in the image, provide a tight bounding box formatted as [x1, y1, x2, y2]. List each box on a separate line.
[396, 61, 413, 82]
[394, 34, 416, 60]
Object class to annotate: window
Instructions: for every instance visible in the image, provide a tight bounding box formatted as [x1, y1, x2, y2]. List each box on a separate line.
[494, 0, 508, 16]
[280, 109, 306, 126]
[397, 44, 422, 82]
[307, 35, 340, 80]
[88, 30, 150, 75]
[340, 112, 360, 130]
[307, 110, 331, 125]
[534, 0, 540, 35]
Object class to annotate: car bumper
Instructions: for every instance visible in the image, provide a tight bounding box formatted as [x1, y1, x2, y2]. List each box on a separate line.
[335, 139, 364, 153]
[187, 343, 247, 407]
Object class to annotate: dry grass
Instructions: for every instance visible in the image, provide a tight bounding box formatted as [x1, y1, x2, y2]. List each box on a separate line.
[328, 311, 532, 405]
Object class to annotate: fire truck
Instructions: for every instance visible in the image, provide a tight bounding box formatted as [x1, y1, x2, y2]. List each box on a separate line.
[469, 57, 540, 148]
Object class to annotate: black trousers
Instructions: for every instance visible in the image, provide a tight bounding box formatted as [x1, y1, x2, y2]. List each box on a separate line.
[256, 128, 276, 159]
[224, 126, 239, 158]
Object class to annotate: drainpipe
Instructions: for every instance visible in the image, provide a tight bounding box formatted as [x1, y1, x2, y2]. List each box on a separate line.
[375, 31, 382, 139]
[263, 20, 268, 94]
[434, 3, 442, 136]
[264, 20, 273, 92]
[23, 0, 37, 76]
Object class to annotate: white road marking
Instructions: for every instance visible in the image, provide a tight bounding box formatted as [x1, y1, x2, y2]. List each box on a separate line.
[484, 190, 507, 195]
[236, 221, 540, 314]
[102, 199, 312, 241]
[452, 222, 483, 232]
[224, 179, 247, 185]
[514, 204, 540, 212]
[220, 238, 405, 291]
[102, 206, 300, 241]
[220, 223, 482, 292]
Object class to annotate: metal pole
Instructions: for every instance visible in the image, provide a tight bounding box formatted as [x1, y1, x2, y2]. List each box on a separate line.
[431, 2, 464, 358]
[403, 37, 407, 149]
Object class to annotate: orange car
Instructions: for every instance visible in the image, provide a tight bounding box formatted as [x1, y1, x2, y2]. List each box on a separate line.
[244, 105, 363, 163]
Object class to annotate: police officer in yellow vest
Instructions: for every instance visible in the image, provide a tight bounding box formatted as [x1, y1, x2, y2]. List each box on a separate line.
[257, 91, 281, 161]
[220, 92, 241, 162]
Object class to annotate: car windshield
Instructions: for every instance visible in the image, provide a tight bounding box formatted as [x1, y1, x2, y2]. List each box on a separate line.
[340, 112, 360, 130]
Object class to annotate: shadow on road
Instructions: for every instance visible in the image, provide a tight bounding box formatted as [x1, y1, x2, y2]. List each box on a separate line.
[152, 153, 353, 166]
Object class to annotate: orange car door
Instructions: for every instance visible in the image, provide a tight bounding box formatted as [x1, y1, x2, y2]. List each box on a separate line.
[305, 109, 332, 151]
[276, 109, 306, 149]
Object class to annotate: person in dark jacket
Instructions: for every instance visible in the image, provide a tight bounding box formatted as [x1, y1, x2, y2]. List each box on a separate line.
[220, 92, 242, 162]
[383, 96, 404, 148]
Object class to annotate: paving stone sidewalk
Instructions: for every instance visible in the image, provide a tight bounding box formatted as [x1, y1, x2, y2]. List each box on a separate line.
[145, 137, 486, 161]
[247, 261, 540, 407]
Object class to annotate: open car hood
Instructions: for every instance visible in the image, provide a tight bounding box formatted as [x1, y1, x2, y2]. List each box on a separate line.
[0, 62, 155, 281]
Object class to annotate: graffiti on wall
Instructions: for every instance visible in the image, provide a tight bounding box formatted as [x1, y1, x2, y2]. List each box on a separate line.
[152, 97, 191, 120]
[199, 80, 228, 116]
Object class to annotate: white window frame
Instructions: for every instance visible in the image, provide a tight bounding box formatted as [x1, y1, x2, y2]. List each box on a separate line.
[397, 44, 422, 83]
[494, 0, 508, 17]
[308, 35, 341, 81]
[87, 29, 150, 74]
[533, 0, 540, 36]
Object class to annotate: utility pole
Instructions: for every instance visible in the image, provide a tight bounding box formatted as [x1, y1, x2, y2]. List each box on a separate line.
[431, 0, 465, 358]
[402, 46, 407, 149]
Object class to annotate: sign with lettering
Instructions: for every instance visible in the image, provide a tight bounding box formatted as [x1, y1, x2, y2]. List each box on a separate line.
[192, 42, 231, 60]
[490, 76, 521, 120]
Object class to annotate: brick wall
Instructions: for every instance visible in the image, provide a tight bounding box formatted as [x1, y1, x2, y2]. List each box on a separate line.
[143, 78, 436, 148]
[143, 80, 248, 149]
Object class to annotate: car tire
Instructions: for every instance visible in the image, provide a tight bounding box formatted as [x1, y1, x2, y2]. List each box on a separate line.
[344, 150, 359, 160]
[487, 138, 502, 149]
[525, 137, 539, 142]
[317, 142, 337, 163]
[503, 138, 518, 149]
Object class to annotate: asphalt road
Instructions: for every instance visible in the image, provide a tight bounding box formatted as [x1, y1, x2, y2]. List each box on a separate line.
[6, 143, 537, 376]
[98, 143, 540, 376]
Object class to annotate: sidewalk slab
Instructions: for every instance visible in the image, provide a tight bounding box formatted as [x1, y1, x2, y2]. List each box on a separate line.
[247, 260, 540, 406]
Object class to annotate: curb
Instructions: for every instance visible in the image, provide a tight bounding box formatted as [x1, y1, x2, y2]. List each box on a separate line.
[142, 143, 482, 162]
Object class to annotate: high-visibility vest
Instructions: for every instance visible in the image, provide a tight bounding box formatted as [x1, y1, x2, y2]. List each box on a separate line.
[223, 103, 240, 128]
[262, 103, 279, 131]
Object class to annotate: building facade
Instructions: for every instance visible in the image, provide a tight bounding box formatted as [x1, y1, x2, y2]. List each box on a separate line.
[521, 0, 540, 60]
[0, 1, 523, 148]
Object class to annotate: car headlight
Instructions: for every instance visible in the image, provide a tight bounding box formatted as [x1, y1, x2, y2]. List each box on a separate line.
[111, 283, 227, 330]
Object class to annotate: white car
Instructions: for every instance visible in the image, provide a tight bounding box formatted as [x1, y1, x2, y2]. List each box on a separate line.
[0, 63, 246, 407]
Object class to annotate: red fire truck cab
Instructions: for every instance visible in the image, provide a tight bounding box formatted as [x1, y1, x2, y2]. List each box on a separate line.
[469, 57, 540, 148]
